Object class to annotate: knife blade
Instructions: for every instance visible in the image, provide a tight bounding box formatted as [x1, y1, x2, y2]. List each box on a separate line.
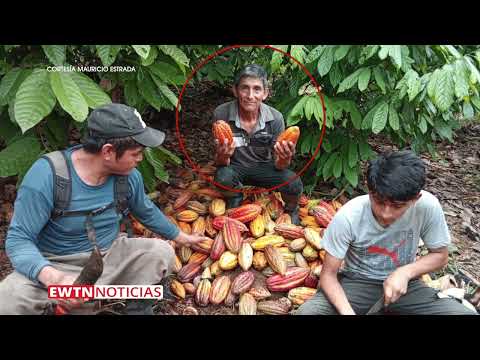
[366, 295, 385, 315]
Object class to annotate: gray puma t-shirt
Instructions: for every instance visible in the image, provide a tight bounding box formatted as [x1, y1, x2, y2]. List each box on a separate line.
[323, 190, 451, 280]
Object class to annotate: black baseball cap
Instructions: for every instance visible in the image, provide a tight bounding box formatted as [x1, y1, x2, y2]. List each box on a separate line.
[87, 103, 165, 147]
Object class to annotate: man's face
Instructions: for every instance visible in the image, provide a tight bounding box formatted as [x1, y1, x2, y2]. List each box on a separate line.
[106, 146, 145, 175]
[369, 192, 421, 227]
[233, 76, 268, 114]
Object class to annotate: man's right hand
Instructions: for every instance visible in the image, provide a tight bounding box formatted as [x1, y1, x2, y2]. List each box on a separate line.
[38, 266, 85, 311]
[214, 139, 235, 164]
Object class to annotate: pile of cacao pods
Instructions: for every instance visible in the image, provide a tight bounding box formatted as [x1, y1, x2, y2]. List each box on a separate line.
[130, 161, 344, 315]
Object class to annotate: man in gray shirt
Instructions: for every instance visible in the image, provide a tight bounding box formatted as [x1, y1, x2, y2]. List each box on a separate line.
[297, 150, 476, 315]
[213, 64, 303, 224]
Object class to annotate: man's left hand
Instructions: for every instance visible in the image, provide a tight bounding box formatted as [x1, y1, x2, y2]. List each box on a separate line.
[383, 267, 411, 306]
[274, 140, 296, 162]
[174, 231, 210, 246]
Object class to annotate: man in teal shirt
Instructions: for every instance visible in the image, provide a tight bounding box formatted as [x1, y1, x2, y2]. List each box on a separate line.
[0, 103, 206, 315]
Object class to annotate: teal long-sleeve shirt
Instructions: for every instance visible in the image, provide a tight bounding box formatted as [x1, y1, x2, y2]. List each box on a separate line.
[5, 145, 179, 282]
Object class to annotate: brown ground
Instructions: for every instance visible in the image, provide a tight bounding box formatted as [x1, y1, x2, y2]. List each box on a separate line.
[0, 82, 479, 314]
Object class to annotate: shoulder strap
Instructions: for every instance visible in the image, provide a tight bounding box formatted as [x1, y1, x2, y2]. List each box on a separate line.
[41, 151, 71, 216]
[114, 175, 129, 214]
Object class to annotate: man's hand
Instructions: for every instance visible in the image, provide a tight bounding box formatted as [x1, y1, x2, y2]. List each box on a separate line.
[383, 267, 411, 306]
[215, 139, 235, 165]
[174, 231, 211, 246]
[38, 267, 85, 311]
[274, 140, 295, 162]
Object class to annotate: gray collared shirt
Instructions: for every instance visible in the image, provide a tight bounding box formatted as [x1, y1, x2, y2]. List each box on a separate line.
[213, 100, 285, 168]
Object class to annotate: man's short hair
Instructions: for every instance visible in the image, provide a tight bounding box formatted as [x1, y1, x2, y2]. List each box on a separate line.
[367, 150, 426, 201]
[234, 64, 268, 89]
[82, 134, 143, 160]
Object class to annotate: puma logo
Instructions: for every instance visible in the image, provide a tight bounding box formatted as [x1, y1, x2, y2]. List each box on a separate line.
[367, 239, 406, 266]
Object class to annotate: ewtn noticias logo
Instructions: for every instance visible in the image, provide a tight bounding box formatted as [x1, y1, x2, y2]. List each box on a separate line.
[48, 285, 163, 300]
[46, 65, 136, 73]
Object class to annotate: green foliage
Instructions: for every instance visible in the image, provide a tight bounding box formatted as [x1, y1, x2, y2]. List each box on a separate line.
[2, 44, 480, 194]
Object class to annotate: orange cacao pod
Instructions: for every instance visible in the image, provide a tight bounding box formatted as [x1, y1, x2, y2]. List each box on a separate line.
[227, 204, 262, 223]
[266, 267, 310, 292]
[178, 221, 192, 234]
[276, 126, 300, 145]
[170, 279, 186, 299]
[212, 216, 249, 232]
[222, 219, 242, 253]
[210, 231, 226, 261]
[264, 245, 287, 275]
[176, 210, 199, 223]
[299, 194, 309, 207]
[191, 238, 213, 255]
[212, 120, 233, 145]
[188, 252, 208, 265]
[274, 223, 305, 240]
[183, 282, 196, 295]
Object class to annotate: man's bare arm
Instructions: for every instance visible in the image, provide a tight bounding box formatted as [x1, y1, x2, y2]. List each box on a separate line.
[319, 253, 356, 315]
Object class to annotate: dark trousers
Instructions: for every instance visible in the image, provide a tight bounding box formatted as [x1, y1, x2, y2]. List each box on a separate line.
[214, 163, 303, 197]
[295, 272, 477, 315]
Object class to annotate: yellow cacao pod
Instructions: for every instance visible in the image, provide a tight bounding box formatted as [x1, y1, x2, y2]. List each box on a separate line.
[289, 238, 307, 252]
[249, 214, 266, 238]
[170, 279, 186, 299]
[210, 261, 223, 277]
[179, 246, 192, 264]
[191, 216, 206, 235]
[176, 210, 199, 223]
[252, 251, 267, 271]
[304, 228, 322, 250]
[238, 242, 254, 271]
[195, 279, 211, 307]
[277, 247, 296, 262]
[251, 235, 285, 250]
[219, 251, 238, 270]
[287, 287, 317, 305]
[209, 198, 226, 217]
[239, 293, 257, 315]
[302, 244, 318, 261]
[173, 255, 183, 273]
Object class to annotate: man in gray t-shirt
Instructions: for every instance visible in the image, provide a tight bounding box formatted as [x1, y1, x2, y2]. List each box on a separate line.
[212, 64, 303, 224]
[297, 150, 476, 315]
